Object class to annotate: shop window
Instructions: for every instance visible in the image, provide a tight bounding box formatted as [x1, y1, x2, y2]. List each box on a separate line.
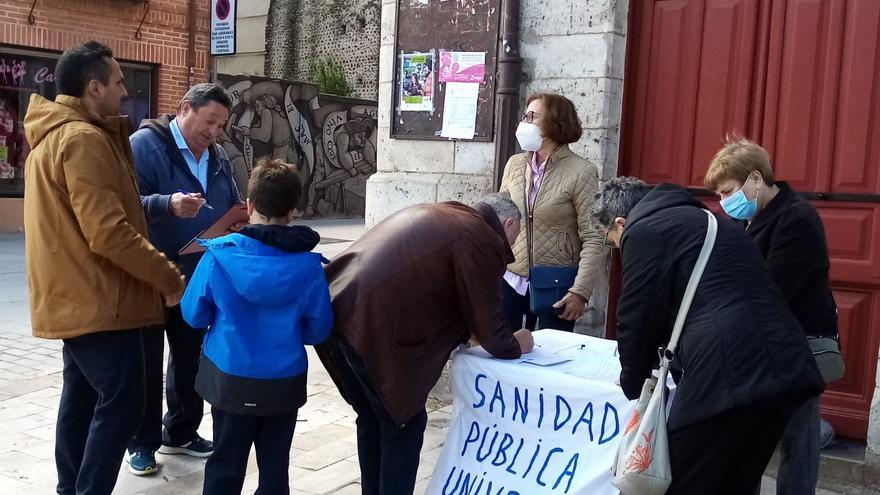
[0, 47, 155, 197]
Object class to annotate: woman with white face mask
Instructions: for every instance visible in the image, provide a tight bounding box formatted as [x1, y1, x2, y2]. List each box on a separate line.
[497, 93, 604, 332]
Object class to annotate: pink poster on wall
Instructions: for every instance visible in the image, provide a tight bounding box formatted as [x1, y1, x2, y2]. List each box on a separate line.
[438, 50, 486, 83]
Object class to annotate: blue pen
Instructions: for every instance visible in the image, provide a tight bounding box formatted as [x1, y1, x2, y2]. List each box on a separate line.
[176, 189, 214, 209]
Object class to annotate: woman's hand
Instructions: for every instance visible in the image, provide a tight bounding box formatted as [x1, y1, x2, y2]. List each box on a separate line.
[552, 292, 588, 321]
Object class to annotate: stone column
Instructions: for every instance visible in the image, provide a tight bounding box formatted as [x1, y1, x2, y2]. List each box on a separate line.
[867, 354, 880, 459]
[520, 0, 628, 181]
[520, 0, 629, 335]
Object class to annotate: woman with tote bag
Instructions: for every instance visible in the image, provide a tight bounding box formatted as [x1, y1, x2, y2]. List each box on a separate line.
[593, 177, 824, 494]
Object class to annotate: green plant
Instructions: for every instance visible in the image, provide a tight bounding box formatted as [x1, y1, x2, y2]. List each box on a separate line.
[312, 58, 354, 97]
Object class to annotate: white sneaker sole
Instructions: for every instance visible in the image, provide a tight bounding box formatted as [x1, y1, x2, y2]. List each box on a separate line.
[126, 458, 158, 476]
[157, 445, 213, 458]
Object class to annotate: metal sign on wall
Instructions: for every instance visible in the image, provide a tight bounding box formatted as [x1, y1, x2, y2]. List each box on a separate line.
[211, 0, 237, 55]
[391, 0, 501, 142]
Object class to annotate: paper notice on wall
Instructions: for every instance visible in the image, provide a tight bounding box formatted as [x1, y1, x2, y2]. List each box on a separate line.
[399, 52, 435, 112]
[440, 82, 479, 140]
[438, 50, 486, 83]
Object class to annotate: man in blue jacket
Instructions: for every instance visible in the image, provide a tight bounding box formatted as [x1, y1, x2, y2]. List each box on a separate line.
[127, 83, 242, 475]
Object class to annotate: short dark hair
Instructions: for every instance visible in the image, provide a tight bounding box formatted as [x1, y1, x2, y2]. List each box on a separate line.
[247, 159, 302, 218]
[591, 177, 651, 228]
[528, 93, 583, 144]
[181, 83, 233, 112]
[55, 41, 114, 98]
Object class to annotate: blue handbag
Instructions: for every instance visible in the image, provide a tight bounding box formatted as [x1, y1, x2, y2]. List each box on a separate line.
[529, 265, 578, 315]
[522, 164, 578, 316]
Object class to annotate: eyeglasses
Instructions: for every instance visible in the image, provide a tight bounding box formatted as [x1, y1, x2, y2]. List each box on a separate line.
[520, 111, 543, 123]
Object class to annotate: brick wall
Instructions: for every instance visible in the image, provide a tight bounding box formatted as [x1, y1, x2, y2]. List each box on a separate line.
[0, 0, 212, 114]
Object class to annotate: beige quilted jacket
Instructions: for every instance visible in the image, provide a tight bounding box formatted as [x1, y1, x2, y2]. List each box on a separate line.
[498, 145, 604, 300]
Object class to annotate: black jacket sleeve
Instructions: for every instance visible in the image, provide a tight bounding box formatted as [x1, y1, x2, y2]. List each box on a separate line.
[616, 225, 673, 400]
[763, 210, 825, 308]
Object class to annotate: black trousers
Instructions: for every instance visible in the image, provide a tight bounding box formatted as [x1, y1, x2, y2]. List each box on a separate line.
[500, 280, 575, 332]
[202, 408, 298, 495]
[56, 328, 146, 495]
[318, 333, 428, 495]
[129, 306, 207, 452]
[665, 396, 800, 495]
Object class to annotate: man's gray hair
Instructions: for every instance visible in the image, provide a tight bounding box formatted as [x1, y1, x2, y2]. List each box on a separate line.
[591, 176, 650, 227]
[476, 192, 521, 224]
[181, 82, 233, 112]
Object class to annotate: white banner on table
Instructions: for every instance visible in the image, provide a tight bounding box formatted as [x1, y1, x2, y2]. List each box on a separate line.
[428, 331, 635, 495]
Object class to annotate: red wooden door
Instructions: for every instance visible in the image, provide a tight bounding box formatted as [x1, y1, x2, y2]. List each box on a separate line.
[619, 0, 880, 439]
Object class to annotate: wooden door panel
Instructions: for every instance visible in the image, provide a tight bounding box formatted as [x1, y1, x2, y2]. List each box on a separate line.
[821, 288, 879, 439]
[830, 0, 880, 194]
[762, 0, 844, 193]
[620, 0, 880, 439]
[819, 205, 880, 285]
[625, 0, 761, 187]
[689, 0, 762, 187]
[626, 0, 705, 184]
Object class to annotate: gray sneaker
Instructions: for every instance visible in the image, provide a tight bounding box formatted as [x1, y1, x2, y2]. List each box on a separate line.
[158, 436, 214, 458]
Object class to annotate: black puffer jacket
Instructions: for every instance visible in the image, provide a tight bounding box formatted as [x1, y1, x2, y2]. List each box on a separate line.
[616, 184, 824, 431]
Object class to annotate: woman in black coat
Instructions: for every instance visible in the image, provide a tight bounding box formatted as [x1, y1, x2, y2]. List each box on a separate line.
[593, 177, 824, 494]
[705, 138, 838, 495]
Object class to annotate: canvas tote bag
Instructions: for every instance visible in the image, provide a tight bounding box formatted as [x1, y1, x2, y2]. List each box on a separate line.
[610, 209, 717, 495]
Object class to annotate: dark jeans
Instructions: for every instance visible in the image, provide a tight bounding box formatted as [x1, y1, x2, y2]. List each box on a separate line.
[56, 328, 146, 495]
[666, 396, 798, 495]
[129, 306, 206, 453]
[202, 408, 298, 495]
[500, 280, 575, 332]
[319, 333, 427, 495]
[775, 396, 821, 494]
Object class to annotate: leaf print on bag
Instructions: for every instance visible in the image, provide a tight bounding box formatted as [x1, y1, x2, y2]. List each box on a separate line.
[623, 409, 641, 435]
[625, 430, 654, 474]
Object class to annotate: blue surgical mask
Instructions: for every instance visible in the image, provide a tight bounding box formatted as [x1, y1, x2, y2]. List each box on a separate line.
[720, 184, 758, 220]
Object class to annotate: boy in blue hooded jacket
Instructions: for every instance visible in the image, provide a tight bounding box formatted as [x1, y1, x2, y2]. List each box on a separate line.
[181, 158, 333, 495]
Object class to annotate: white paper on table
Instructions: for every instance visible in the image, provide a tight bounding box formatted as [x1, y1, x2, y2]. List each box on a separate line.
[440, 82, 479, 139]
[518, 345, 573, 367]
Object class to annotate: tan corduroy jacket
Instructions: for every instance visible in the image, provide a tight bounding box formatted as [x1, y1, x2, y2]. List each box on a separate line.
[499, 145, 604, 300]
[23, 94, 184, 339]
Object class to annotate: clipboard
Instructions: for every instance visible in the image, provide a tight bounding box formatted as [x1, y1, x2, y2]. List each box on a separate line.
[179, 203, 249, 255]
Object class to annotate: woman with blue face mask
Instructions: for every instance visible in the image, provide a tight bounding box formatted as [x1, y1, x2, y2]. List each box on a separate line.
[497, 93, 605, 333]
[706, 138, 839, 495]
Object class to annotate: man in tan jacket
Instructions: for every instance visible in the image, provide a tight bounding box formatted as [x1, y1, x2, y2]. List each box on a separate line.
[23, 41, 184, 495]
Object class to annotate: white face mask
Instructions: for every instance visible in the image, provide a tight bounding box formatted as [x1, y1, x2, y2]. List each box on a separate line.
[515, 122, 543, 152]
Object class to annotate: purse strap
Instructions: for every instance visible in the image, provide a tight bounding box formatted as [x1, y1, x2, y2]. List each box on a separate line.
[523, 161, 534, 272]
[662, 209, 717, 365]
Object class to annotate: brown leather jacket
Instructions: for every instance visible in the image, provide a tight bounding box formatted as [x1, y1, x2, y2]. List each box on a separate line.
[23, 94, 183, 339]
[499, 145, 604, 299]
[324, 202, 522, 426]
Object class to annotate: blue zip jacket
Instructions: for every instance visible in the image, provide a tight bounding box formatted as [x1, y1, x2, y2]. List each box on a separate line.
[181, 224, 333, 415]
[131, 115, 242, 276]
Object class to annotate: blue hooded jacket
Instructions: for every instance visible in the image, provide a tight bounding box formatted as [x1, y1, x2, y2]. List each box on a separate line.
[181, 224, 333, 415]
[131, 115, 242, 277]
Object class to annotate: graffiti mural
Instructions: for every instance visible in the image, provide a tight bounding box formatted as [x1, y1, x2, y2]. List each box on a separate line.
[218, 74, 378, 218]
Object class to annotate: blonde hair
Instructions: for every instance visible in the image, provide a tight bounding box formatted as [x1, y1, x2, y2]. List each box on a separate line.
[705, 137, 774, 192]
